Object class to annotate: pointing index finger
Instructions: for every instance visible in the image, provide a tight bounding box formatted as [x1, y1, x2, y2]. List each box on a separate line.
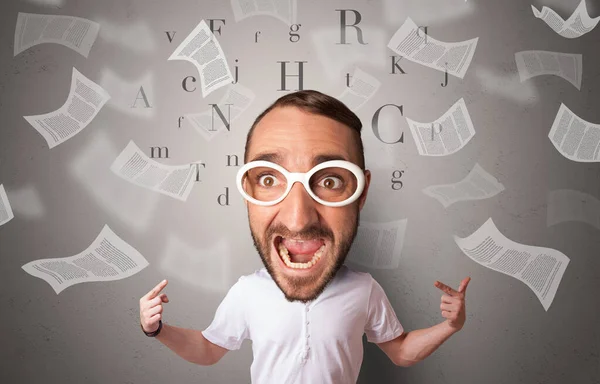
[147, 279, 168, 300]
[434, 280, 459, 297]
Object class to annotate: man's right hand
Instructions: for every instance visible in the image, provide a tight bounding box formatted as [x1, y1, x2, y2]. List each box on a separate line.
[140, 279, 169, 333]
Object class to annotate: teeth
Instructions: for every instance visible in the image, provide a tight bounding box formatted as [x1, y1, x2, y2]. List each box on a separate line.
[277, 242, 325, 270]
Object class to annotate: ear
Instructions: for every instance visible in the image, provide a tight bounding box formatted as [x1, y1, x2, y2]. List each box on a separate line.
[358, 169, 371, 211]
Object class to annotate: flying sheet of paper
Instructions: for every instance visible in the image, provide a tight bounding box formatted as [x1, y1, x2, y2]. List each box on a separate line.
[7, 185, 45, 219]
[159, 234, 232, 294]
[338, 67, 381, 111]
[23, 67, 110, 149]
[185, 82, 255, 141]
[230, 0, 297, 26]
[98, 68, 155, 119]
[110, 141, 200, 201]
[547, 189, 600, 230]
[423, 163, 505, 208]
[346, 219, 407, 269]
[168, 19, 233, 97]
[21, 225, 149, 294]
[0, 185, 15, 227]
[70, 131, 160, 232]
[548, 103, 600, 162]
[387, 17, 478, 79]
[406, 98, 476, 156]
[531, 0, 600, 38]
[14, 12, 100, 58]
[96, 18, 156, 53]
[382, 0, 475, 26]
[475, 67, 538, 104]
[515, 50, 582, 90]
[310, 26, 388, 82]
[454, 218, 569, 311]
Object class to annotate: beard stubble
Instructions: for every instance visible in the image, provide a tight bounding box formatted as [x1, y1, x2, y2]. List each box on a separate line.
[249, 210, 360, 303]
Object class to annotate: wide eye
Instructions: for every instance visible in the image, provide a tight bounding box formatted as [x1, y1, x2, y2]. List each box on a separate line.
[318, 176, 343, 190]
[258, 174, 280, 187]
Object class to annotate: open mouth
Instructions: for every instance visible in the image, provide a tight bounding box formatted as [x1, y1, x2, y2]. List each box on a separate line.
[274, 236, 326, 270]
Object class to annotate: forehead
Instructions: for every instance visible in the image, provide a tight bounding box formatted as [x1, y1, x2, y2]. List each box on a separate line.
[248, 106, 359, 169]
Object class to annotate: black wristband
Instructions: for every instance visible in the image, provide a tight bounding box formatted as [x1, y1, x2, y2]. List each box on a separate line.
[141, 320, 163, 337]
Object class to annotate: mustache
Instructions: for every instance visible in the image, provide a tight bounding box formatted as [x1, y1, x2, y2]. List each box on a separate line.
[266, 223, 334, 241]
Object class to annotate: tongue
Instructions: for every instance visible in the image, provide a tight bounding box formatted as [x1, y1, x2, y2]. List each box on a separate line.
[281, 238, 323, 263]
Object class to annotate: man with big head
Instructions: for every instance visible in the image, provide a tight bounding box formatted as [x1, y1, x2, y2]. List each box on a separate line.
[139, 90, 471, 383]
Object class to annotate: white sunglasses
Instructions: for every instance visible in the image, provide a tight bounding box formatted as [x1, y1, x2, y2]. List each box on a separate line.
[236, 160, 366, 207]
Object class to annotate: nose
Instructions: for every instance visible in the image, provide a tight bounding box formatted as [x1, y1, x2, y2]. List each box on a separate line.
[278, 181, 319, 233]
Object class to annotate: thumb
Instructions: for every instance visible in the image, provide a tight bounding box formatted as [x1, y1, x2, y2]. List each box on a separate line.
[458, 277, 471, 294]
[160, 293, 169, 303]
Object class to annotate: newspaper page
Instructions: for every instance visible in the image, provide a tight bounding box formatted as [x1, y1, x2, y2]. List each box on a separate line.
[159, 234, 232, 294]
[14, 12, 100, 57]
[168, 19, 233, 97]
[23, 67, 109, 149]
[515, 50, 582, 90]
[98, 68, 155, 119]
[21, 225, 149, 294]
[110, 141, 200, 201]
[338, 67, 381, 111]
[406, 98, 476, 156]
[0, 184, 15, 227]
[531, 0, 600, 38]
[454, 218, 569, 311]
[548, 103, 600, 162]
[346, 219, 407, 269]
[185, 82, 255, 141]
[231, 0, 298, 26]
[423, 163, 505, 208]
[387, 17, 478, 79]
[547, 189, 600, 230]
[70, 131, 160, 232]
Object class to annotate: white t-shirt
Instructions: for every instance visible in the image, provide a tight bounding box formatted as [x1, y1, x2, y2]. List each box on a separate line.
[201, 264, 404, 384]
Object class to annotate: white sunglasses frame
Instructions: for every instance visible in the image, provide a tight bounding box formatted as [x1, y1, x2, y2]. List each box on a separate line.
[236, 160, 366, 207]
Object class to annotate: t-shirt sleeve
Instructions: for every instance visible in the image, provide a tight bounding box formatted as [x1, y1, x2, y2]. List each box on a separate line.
[201, 277, 249, 351]
[364, 277, 404, 344]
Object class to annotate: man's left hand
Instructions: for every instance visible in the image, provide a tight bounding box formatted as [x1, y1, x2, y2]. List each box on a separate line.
[434, 277, 471, 332]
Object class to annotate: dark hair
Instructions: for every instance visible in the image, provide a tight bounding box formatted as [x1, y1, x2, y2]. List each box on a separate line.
[244, 90, 365, 169]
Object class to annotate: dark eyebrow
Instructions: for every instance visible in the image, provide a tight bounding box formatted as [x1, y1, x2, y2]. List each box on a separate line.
[248, 152, 351, 167]
[249, 152, 284, 163]
[312, 154, 349, 166]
